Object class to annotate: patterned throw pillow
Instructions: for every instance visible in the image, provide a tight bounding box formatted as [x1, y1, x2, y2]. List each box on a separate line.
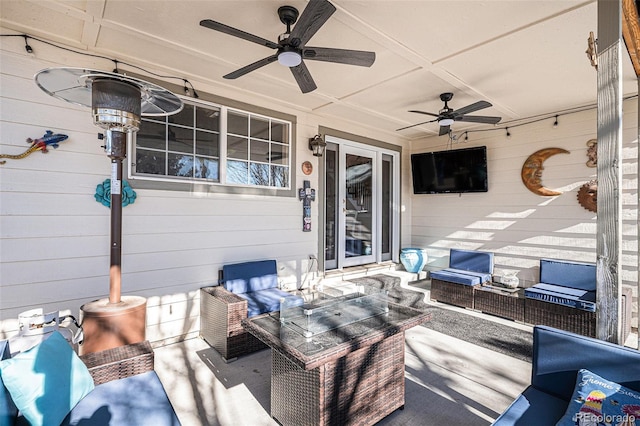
[556, 369, 640, 425]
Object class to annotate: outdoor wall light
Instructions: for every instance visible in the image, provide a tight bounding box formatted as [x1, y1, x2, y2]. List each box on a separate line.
[309, 134, 326, 157]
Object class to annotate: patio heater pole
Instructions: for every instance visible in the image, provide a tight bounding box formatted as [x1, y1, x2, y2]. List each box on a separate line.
[107, 130, 126, 304]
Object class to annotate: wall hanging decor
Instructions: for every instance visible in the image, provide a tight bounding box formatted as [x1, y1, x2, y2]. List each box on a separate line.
[586, 139, 597, 167]
[0, 130, 68, 164]
[95, 179, 137, 208]
[521, 147, 570, 196]
[577, 180, 598, 212]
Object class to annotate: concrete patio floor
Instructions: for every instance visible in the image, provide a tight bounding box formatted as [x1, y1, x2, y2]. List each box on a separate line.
[153, 278, 537, 425]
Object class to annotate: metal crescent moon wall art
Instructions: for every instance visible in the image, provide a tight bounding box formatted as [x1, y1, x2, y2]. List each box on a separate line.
[521, 147, 570, 196]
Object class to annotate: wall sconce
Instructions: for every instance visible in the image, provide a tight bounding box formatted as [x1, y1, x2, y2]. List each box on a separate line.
[309, 134, 326, 157]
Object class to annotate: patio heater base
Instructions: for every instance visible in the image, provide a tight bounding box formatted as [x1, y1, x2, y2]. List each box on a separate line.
[79, 295, 147, 355]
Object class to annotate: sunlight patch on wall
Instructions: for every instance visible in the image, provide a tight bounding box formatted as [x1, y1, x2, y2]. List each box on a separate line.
[465, 220, 516, 230]
[487, 209, 537, 219]
[555, 223, 597, 234]
[519, 235, 596, 248]
[447, 230, 494, 241]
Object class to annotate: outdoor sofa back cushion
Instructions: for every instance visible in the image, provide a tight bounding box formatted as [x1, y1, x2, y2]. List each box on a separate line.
[531, 326, 640, 401]
[223, 260, 278, 294]
[0, 331, 94, 426]
[539, 258, 596, 291]
[449, 249, 494, 274]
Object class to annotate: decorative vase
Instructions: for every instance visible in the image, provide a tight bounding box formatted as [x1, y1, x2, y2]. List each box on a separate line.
[502, 273, 520, 288]
[400, 248, 428, 273]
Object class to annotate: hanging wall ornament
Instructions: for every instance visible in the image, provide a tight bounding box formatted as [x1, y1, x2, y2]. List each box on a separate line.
[586, 139, 597, 167]
[95, 179, 137, 208]
[577, 180, 597, 212]
[521, 147, 570, 196]
[0, 130, 68, 164]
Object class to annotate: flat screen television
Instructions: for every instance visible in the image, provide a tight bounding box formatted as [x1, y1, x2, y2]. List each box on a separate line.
[411, 146, 488, 194]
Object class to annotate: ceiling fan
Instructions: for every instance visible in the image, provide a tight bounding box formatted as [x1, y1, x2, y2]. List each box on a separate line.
[199, 0, 376, 94]
[397, 92, 502, 135]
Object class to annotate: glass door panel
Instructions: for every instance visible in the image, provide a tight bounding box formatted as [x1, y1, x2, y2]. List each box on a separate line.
[341, 147, 376, 266]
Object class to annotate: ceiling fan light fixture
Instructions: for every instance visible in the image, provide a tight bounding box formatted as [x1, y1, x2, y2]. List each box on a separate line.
[439, 118, 454, 126]
[278, 50, 302, 67]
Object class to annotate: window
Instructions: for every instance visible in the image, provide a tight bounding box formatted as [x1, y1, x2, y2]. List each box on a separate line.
[132, 98, 291, 190]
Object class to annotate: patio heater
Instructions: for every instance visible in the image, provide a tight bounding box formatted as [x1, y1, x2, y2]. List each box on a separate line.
[35, 68, 183, 354]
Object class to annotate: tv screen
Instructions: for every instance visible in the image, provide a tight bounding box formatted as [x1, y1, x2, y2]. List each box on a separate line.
[411, 146, 488, 194]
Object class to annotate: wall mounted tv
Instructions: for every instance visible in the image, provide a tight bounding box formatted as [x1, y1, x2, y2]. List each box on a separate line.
[411, 146, 488, 194]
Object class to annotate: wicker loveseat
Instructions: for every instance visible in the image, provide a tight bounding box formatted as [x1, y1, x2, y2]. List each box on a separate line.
[429, 248, 494, 309]
[200, 259, 304, 361]
[524, 258, 632, 340]
[1, 333, 180, 425]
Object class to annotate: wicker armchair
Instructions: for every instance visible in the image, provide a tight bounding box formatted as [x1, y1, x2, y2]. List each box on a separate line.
[200, 286, 267, 361]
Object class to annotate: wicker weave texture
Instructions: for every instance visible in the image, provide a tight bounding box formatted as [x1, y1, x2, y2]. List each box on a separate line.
[430, 279, 477, 309]
[80, 340, 154, 385]
[271, 333, 405, 426]
[474, 288, 525, 322]
[524, 298, 596, 337]
[200, 286, 266, 360]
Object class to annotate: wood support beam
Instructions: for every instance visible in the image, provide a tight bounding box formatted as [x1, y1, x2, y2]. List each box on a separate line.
[596, 1, 624, 344]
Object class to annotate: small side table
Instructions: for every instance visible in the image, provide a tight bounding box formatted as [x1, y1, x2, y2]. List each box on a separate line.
[474, 285, 525, 322]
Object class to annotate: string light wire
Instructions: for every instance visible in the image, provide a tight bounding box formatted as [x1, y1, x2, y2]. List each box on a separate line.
[1, 33, 200, 98]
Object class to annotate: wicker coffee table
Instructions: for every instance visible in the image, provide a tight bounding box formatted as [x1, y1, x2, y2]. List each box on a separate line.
[243, 290, 430, 426]
[473, 285, 525, 322]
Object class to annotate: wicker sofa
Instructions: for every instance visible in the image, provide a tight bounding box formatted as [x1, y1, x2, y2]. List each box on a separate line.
[524, 258, 632, 340]
[429, 248, 494, 309]
[1, 333, 180, 425]
[200, 259, 304, 361]
[493, 325, 640, 425]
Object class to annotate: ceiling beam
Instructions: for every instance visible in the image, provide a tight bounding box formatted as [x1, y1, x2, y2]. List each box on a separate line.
[622, 0, 640, 76]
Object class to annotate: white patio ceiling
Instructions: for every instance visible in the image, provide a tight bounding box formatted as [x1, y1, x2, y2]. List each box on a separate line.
[0, 0, 637, 141]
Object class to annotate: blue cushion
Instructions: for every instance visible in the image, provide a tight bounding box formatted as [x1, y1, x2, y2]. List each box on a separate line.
[0, 340, 18, 426]
[222, 260, 278, 294]
[61, 371, 181, 426]
[556, 369, 640, 426]
[237, 288, 304, 317]
[449, 249, 494, 274]
[446, 268, 492, 283]
[492, 386, 568, 425]
[539, 258, 596, 291]
[430, 269, 482, 286]
[0, 331, 94, 426]
[525, 283, 596, 312]
[532, 326, 640, 400]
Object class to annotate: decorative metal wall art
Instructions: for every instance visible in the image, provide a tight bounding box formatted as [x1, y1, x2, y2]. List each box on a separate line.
[577, 179, 597, 212]
[95, 179, 137, 208]
[521, 147, 570, 196]
[0, 130, 68, 164]
[586, 139, 597, 167]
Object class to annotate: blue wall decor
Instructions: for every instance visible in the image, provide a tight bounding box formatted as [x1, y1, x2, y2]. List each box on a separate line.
[94, 179, 137, 208]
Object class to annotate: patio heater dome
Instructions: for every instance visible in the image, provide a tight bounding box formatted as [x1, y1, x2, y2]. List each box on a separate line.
[35, 67, 183, 354]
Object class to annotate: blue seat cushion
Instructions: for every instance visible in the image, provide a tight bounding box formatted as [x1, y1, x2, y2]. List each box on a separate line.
[540, 258, 595, 292]
[525, 283, 596, 312]
[449, 249, 494, 274]
[223, 260, 278, 294]
[237, 288, 304, 318]
[430, 269, 483, 286]
[492, 386, 568, 425]
[61, 371, 181, 426]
